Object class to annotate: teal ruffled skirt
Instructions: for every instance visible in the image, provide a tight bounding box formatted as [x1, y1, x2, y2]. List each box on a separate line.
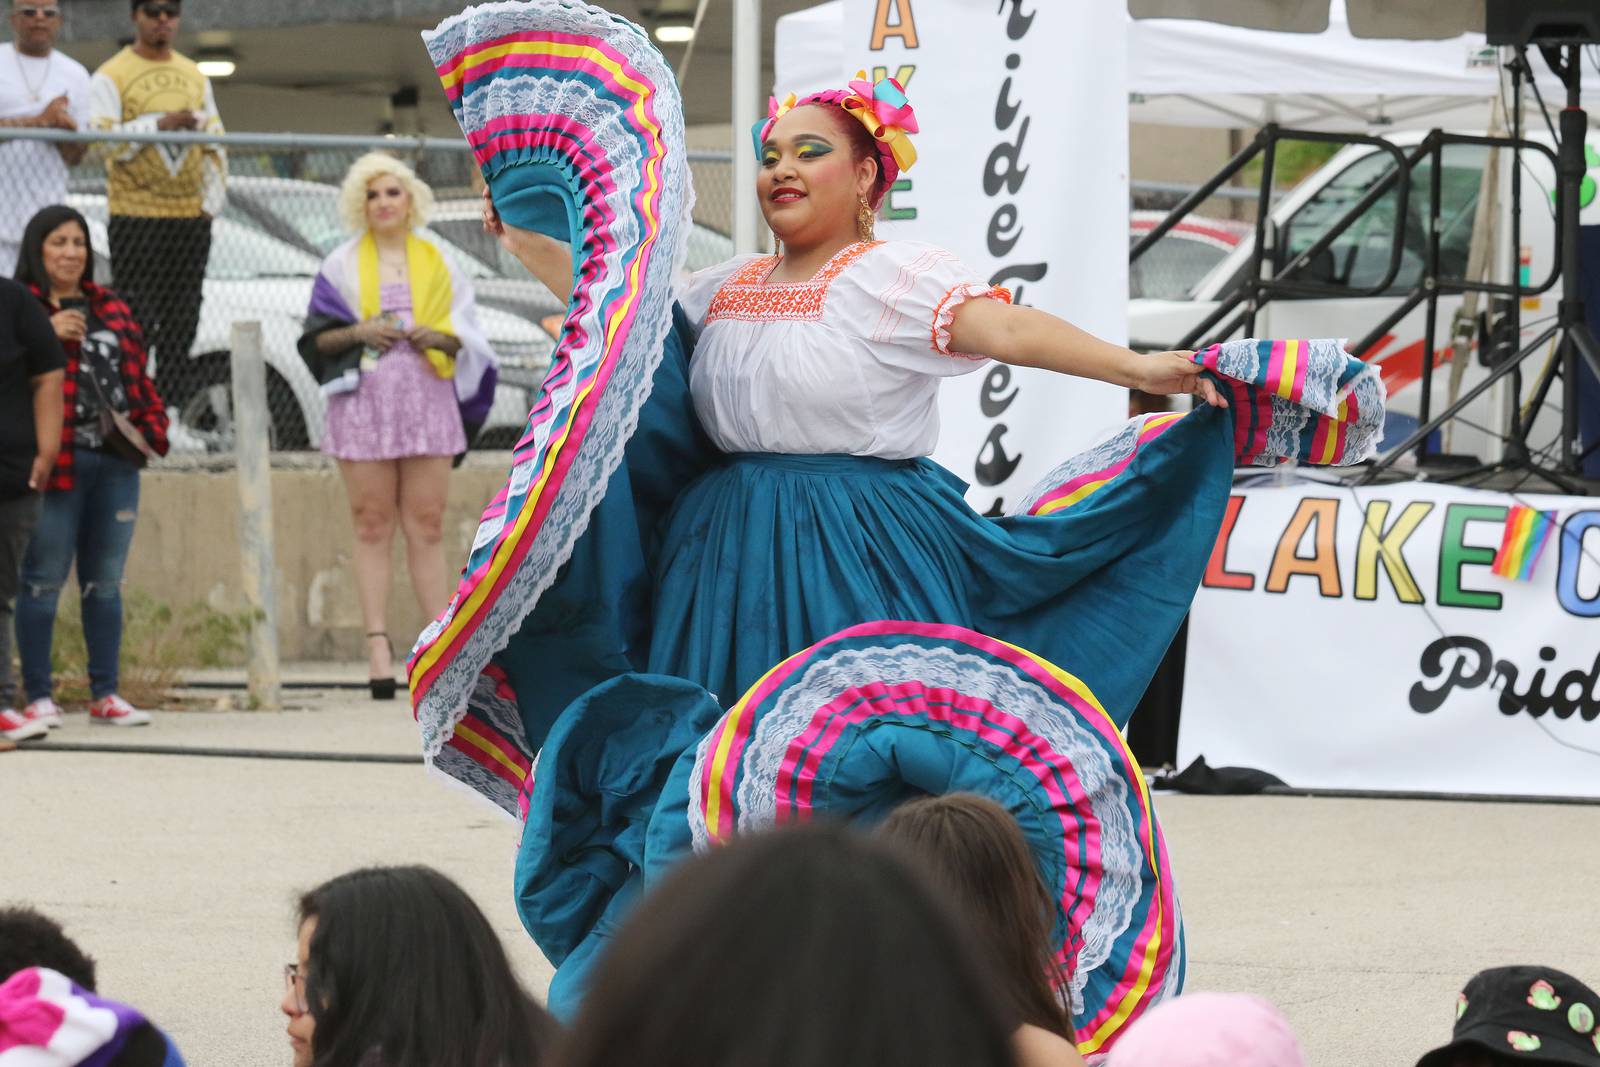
[646, 431, 1233, 722]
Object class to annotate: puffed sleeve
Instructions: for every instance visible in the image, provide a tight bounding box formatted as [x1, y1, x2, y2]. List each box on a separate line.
[836, 241, 1012, 375]
[675, 254, 767, 333]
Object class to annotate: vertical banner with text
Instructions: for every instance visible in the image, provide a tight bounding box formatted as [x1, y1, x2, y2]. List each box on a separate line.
[836, 0, 1130, 512]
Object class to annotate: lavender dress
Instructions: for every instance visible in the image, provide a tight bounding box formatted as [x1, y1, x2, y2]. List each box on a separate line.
[322, 282, 468, 461]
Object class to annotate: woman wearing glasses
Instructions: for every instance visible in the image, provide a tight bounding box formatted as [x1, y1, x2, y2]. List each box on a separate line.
[281, 866, 558, 1067]
[0, 0, 91, 272]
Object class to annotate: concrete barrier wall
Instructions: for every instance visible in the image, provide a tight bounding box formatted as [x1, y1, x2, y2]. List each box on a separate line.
[125, 457, 508, 663]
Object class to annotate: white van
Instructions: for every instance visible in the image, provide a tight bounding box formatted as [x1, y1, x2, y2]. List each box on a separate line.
[1129, 127, 1599, 467]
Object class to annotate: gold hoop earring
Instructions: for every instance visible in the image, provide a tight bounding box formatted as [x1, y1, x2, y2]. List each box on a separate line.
[857, 197, 876, 242]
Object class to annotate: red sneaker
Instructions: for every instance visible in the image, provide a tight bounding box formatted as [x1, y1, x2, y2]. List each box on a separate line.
[0, 708, 48, 742]
[22, 698, 63, 730]
[88, 695, 152, 727]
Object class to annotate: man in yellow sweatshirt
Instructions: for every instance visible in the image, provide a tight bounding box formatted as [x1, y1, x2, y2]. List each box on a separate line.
[89, 0, 224, 396]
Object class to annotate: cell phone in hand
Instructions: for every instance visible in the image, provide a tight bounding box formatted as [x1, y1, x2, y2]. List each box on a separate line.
[58, 296, 87, 312]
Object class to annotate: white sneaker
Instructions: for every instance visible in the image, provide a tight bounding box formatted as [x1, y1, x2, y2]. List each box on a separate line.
[22, 698, 63, 730]
[0, 708, 48, 742]
[88, 694, 152, 727]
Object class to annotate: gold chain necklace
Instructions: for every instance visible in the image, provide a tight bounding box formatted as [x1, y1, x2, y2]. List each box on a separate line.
[378, 252, 408, 283]
[13, 46, 53, 103]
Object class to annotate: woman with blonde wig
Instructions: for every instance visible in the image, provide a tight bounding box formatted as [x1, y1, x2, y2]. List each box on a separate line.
[299, 152, 495, 698]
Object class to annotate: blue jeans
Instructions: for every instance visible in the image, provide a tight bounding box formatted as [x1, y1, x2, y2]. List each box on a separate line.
[16, 450, 142, 702]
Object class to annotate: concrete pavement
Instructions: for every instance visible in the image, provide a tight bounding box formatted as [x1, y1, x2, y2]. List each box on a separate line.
[3, 687, 1597, 1066]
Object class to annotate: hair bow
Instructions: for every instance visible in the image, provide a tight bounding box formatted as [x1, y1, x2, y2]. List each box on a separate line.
[751, 92, 799, 160]
[840, 71, 918, 173]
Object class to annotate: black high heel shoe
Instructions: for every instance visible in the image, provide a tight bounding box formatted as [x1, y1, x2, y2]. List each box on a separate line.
[368, 632, 397, 701]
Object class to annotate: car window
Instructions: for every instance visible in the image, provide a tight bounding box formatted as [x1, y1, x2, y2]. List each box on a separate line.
[1279, 144, 1487, 297]
[230, 183, 347, 255]
[1130, 234, 1230, 300]
[417, 227, 493, 280]
[230, 185, 492, 280]
[67, 194, 319, 282]
[434, 213, 735, 278]
[208, 219, 322, 280]
[430, 217, 526, 277]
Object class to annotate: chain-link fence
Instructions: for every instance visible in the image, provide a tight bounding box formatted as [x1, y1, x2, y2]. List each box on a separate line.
[0, 128, 737, 456]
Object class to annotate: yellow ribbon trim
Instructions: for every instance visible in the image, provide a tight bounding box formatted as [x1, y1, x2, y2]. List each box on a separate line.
[410, 36, 667, 694]
[840, 95, 917, 172]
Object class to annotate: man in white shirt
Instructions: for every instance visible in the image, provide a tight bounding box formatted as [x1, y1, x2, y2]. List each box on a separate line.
[0, 1, 90, 275]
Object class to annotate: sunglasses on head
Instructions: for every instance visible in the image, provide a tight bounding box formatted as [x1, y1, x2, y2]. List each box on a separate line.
[139, 2, 180, 18]
[16, 5, 61, 18]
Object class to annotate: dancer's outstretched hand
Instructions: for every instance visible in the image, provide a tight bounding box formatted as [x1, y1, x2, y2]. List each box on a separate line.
[1134, 351, 1229, 408]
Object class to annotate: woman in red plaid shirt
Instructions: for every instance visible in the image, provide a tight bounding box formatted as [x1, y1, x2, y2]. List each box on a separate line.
[11, 204, 168, 729]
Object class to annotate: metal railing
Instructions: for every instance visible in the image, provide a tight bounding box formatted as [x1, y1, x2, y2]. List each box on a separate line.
[1130, 124, 1417, 349]
[1130, 123, 1571, 475]
[0, 128, 737, 457]
[1346, 130, 1561, 475]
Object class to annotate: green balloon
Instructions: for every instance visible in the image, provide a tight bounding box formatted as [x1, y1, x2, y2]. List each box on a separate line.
[1550, 145, 1599, 209]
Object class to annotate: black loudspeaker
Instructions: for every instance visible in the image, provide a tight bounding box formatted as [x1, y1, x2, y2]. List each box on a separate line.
[1486, 0, 1600, 46]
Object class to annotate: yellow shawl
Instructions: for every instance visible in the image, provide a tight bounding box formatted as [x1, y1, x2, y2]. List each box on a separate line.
[357, 232, 457, 378]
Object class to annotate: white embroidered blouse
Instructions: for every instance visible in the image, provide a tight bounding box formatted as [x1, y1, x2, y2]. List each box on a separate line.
[676, 240, 1011, 459]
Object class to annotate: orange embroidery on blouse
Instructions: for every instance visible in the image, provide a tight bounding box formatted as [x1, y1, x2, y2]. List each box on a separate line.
[706, 240, 883, 324]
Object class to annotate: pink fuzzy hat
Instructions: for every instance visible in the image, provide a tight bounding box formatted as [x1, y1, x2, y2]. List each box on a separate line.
[1108, 993, 1306, 1067]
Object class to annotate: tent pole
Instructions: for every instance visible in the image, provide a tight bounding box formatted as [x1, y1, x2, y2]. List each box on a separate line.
[1506, 50, 1526, 464]
[733, 0, 763, 254]
[1441, 88, 1505, 453]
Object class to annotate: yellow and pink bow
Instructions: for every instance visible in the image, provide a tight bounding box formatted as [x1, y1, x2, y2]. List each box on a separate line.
[840, 71, 918, 173]
[752, 73, 919, 177]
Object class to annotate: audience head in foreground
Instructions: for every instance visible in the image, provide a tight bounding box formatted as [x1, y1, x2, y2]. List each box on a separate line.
[0, 906, 183, 1066]
[1107, 991, 1305, 1067]
[1415, 966, 1600, 1067]
[559, 822, 1016, 1067]
[878, 793, 1074, 1042]
[0, 905, 97, 991]
[283, 865, 557, 1067]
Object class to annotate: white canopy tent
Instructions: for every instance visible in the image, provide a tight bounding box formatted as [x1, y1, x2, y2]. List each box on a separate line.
[1128, 0, 1484, 40]
[774, 0, 1569, 132]
[1126, 0, 1569, 130]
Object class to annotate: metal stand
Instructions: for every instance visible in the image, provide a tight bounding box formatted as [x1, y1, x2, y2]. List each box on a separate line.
[1361, 45, 1600, 488]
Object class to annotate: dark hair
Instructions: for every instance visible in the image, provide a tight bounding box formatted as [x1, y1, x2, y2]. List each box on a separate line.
[14, 204, 94, 291]
[879, 793, 1073, 1039]
[0, 906, 98, 991]
[130, 0, 179, 11]
[296, 866, 557, 1067]
[558, 823, 1015, 1067]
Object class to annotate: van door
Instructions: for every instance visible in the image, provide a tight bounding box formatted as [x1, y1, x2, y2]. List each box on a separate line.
[1260, 143, 1492, 456]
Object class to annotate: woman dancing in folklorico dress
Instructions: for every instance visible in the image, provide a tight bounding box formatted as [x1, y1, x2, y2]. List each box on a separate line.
[408, 1, 1385, 1052]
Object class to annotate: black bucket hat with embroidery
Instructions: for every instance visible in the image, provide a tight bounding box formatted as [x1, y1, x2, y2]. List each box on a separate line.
[1417, 967, 1600, 1067]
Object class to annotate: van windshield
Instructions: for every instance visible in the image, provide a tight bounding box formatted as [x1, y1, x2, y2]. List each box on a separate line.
[1279, 144, 1490, 296]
